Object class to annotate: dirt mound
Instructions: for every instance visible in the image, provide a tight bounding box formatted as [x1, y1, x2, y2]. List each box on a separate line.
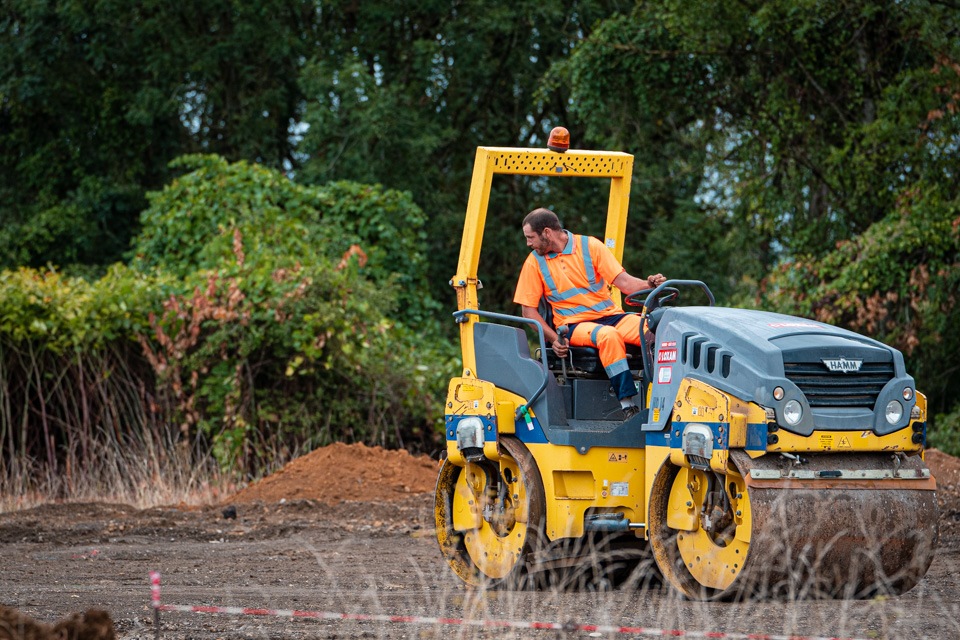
[228, 442, 439, 505]
[0, 606, 114, 640]
[230, 443, 960, 506]
[923, 448, 960, 541]
[926, 448, 960, 490]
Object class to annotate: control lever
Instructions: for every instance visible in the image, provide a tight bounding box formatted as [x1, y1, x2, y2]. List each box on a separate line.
[557, 325, 570, 379]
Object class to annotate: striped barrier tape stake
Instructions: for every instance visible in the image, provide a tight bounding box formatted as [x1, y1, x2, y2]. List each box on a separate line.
[150, 571, 161, 640]
[148, 571, 869, 640]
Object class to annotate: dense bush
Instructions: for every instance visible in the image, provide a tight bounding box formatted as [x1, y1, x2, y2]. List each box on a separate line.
[132, 155, 439, 324]
[930, 405, 960, 458]
[0, 156, 456, 490]
[758, 182, 960, 443]
[0, 265, 171, 496]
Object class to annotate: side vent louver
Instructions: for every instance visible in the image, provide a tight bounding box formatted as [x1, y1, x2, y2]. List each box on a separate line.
[691, 338, 707, 369]
[721, 353, 732, 378]
[679, 333, 732, 378]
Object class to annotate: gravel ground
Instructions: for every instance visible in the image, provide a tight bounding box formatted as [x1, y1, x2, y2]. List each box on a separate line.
[1, 445, 959, 639]
[0, 494, 958, 640]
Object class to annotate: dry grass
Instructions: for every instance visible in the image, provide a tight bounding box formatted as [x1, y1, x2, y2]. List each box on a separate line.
[0, 426, 235, 513]
[0, 341, 242, 512]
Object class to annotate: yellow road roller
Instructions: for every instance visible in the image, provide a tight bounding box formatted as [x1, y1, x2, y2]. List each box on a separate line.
[434, 135, 938, 599]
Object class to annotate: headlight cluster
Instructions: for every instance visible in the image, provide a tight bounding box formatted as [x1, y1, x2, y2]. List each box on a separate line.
[772, 386, 912, 428]
[772, 387, 802, 426]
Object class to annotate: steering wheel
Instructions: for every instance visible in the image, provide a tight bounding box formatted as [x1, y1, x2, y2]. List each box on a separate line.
[624, 287, 680, 312]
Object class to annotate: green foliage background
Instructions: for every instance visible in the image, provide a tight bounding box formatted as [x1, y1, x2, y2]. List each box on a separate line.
[0, 157, 456, 483]
[2, 0, 960, 478]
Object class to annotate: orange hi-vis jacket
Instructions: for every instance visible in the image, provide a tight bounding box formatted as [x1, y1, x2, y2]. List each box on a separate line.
[514, 231, 626, 327]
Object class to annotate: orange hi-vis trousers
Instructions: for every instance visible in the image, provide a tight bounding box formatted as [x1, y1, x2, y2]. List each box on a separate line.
[567, 313, 642, 400]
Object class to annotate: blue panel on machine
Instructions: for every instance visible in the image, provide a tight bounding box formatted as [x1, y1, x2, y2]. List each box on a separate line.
[444, 413, 549, 444]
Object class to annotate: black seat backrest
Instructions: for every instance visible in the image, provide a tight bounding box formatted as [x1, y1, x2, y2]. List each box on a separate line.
[537, 297, 555, 332]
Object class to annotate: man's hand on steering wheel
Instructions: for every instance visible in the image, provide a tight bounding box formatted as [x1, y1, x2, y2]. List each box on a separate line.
[623, 273, 670, 311]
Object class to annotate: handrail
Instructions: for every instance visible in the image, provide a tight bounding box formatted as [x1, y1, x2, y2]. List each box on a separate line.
[452, 308, 551, 420]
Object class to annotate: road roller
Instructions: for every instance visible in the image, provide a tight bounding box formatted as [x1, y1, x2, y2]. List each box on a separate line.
[435, 135, 938, 599]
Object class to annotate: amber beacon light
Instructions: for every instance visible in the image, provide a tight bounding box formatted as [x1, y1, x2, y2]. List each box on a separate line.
[547, 126, 570, 152]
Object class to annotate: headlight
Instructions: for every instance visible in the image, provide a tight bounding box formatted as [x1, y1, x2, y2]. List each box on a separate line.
[456, 417, 485, 457]
[783, 400, 803, 426]
[885, 400, 904, 425]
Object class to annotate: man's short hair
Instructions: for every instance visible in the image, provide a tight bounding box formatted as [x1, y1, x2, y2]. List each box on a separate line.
[523, 208, 562, 234]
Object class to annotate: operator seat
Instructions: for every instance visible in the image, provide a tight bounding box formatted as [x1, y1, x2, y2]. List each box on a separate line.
[539, 298, 645, 375]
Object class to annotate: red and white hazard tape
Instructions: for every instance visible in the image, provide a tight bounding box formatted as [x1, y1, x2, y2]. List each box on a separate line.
[149, 571, 868, 640]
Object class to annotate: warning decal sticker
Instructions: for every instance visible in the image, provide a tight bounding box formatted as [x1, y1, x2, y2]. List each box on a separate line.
[658, 366, 672, 384]
[611, 482, 629, 497]
[657, 348, 678, 363]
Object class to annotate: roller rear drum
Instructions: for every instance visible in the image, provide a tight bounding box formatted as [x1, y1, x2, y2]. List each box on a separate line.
[649, 451, 938, 600]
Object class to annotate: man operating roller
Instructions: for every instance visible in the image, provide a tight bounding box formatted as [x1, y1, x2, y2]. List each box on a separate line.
[513, 208, 666, 420]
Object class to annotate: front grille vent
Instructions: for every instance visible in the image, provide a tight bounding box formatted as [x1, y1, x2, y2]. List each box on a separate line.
[783, 361, 894, 409]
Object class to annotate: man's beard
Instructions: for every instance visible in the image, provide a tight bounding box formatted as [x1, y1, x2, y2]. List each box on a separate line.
[534, 235, 550, 255]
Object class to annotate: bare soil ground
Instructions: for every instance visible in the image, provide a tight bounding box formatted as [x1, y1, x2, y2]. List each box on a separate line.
[2, 443, 960, 640]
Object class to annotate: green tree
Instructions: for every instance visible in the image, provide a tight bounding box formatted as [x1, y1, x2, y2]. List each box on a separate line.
[134, 154, 437, 322]
[551, 1, 960, 297]
[2, 0, 627, 312]
[0, 154, 457, 485]
[543, 9, 737, 297]
[295, 0, 628, 306]
[0, 0, 313, 269]
[551, 1, 960, 420]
